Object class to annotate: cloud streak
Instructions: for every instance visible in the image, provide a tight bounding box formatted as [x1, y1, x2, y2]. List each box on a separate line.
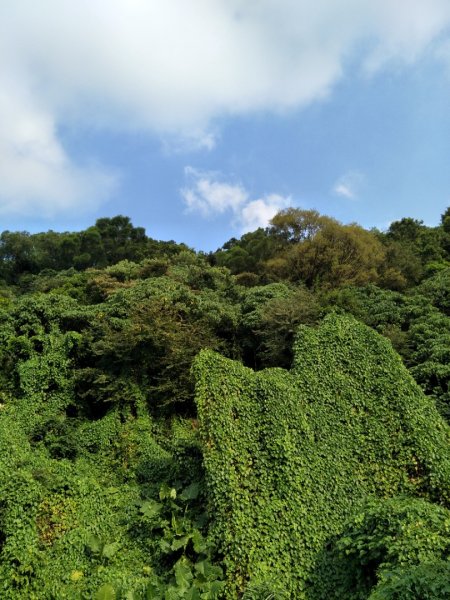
[1, 1, 450, 216]
[333, 171, 365, 200]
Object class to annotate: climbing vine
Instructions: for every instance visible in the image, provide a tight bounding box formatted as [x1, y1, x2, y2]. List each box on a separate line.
[194, 314, 450, 598]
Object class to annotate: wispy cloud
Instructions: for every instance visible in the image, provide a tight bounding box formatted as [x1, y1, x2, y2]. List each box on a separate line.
[161, 130, 218, 155]
[332, 171, 365, 200]
[181, 167, 290, 232]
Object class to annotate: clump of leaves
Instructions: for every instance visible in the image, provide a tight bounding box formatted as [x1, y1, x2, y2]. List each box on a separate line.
[138, 482, 225, 599]
[311, 496, 450, 599]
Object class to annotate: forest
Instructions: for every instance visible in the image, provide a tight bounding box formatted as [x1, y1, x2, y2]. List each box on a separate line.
[0, 208, 449, 599]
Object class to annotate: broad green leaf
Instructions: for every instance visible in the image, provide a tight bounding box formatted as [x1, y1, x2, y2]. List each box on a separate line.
[195, 560, 222, 581]
[180, 482, 200, 501]
[102, 542, 120, 559]
[174, 557, 193, 590]
[209, 580, 226, 597]
[171, 534, 192, 551]
[95, 584, 116, 600]
[171, 514, 186, 536]
[140, 499, 163, 519]
[146, 580, 164, 600]
[159, 538, 172, 553]
[164, 585, 182, 600]
[192, 529, 208, 553]
[86, 533, 102, 555]
[185, 587, 202, 600]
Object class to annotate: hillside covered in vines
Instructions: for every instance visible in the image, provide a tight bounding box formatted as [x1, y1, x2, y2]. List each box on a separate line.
[0, 209, 449, 599]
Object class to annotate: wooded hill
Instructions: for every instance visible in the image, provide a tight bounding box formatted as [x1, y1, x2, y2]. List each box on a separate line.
[0, 209, 449, 599]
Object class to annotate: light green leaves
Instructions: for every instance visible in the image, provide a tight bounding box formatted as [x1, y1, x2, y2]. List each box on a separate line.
[85, 534, 120, 560]
[140, 499, 163, 520]
[95, 583, 116, 600]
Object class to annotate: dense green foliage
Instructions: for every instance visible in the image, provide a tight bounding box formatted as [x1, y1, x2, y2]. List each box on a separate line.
[194, 315, 450, 598]
[313, 497, 450, 599]
[0, 215, 186, 285]
[0, 209, 449, 598]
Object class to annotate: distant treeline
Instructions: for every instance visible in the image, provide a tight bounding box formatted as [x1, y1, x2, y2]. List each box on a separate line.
[0, 215, 187, 283]
[213, 207, 450, 290]
[2, 208, 450, 292]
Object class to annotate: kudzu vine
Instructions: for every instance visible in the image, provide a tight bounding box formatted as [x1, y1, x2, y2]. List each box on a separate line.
[194, 314, 450, 598]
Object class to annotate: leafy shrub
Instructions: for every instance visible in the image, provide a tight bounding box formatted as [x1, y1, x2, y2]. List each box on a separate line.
[194, 314, 450, 598]
[311, 496, 450, 599]
[369, 562, 450, 599]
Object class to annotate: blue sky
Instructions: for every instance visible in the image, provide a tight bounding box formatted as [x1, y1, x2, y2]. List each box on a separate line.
[1, 1, 450, 250]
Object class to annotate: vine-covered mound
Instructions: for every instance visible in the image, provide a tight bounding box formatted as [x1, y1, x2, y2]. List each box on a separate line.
[193, 314, 450, 598]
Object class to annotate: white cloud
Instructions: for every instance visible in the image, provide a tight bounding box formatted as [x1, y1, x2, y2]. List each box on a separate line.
[5, 1, 449, 129]
[181, 168, 290, 232]
[332, 171, 365, 200]
[362, 1, 450, 72]
[182, 167, 248, 217]
[1, 1, 450, 216]
[240, 195, 291, 232]
[0, 81, 117, 218]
